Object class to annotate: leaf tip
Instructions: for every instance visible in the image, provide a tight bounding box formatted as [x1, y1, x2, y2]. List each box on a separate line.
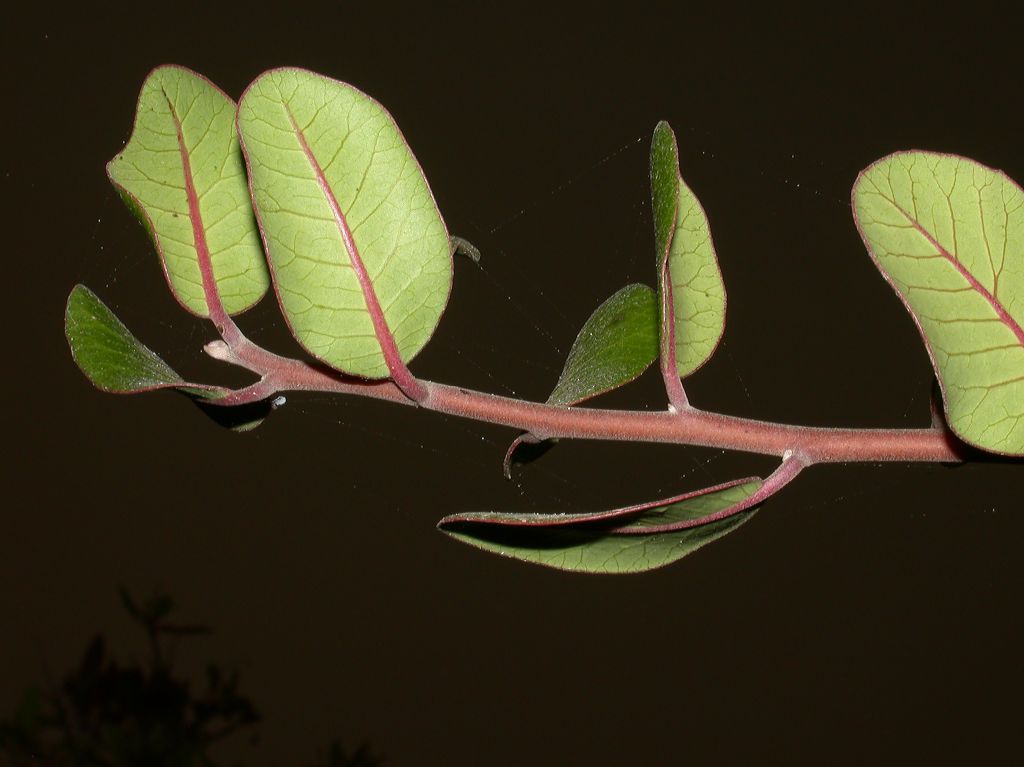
[652, 119, 674, 138]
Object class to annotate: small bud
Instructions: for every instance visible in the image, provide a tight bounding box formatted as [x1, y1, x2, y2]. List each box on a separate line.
[204, 340, 232, 361]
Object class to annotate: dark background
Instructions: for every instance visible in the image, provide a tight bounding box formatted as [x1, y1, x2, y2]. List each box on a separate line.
[4, 3, 1022, 764]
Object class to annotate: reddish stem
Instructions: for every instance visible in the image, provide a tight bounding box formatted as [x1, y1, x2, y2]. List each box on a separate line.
[659, 262, 690, 411]
[203, 338, 964, 465]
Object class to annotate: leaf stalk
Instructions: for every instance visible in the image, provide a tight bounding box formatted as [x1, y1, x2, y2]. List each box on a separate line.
[612, 450, 807, 534]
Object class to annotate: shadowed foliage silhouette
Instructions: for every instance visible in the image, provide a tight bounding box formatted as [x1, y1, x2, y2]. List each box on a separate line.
[0, 590, 381, 767]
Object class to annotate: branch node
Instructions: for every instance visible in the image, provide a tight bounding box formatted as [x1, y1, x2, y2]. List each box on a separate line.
[395, 375, 429, 406]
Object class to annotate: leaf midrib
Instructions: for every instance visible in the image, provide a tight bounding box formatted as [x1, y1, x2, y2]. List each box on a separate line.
[886, 194, 1024, 348]
[163, 88, 220, 318]
[283, 102, 399, 365]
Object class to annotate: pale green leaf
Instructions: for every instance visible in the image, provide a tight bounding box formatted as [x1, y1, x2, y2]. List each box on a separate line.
[66, 284, 192, 393]
[650, 122, 727, 379]
[438, 479, 760, 574]
[547, 284, 658, 406]
[107, 65, 269, 317]
[854, 152, 1024, 455]
[237, 68, 452, 379]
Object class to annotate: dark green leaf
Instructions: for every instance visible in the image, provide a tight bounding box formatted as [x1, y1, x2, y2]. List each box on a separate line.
[65, 285, 203, 394]
[547, 284, 658, 406]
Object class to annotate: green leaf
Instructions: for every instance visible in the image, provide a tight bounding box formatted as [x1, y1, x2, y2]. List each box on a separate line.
[66, 285, 270, 431]
[107, 65, 269, 317]
[505, 284, 656, 472]
[650, 122, 727, 379]
[547, 284, 658, 406]
[66, 284, 201, 394]
[237, 68, 452, 379]
[854, 152, 1024, 455]
[438, 479, 760, 574]
[650, 123, 680, 268]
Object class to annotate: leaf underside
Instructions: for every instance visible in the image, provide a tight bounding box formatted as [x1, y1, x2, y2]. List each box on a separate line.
[107, 65, 269, 317]
[438, 479, 760, 574]
[650, 122, 727, 379]
[65, 284, 192, 394]
[237, 67, 452, 379]
[854, 152, 1024, 455]
[547, 284, 658, 406]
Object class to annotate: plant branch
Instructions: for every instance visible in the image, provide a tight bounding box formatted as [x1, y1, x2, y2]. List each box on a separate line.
[169, 73, 964, 473]
[201, 335, 965, 466]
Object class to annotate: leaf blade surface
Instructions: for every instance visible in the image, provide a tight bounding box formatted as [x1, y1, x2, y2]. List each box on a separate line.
[854, 152, 1024, 454]
[237, 68, 452, 379]
[547, 284, 658, 406]
[107, 65, 269, 316]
